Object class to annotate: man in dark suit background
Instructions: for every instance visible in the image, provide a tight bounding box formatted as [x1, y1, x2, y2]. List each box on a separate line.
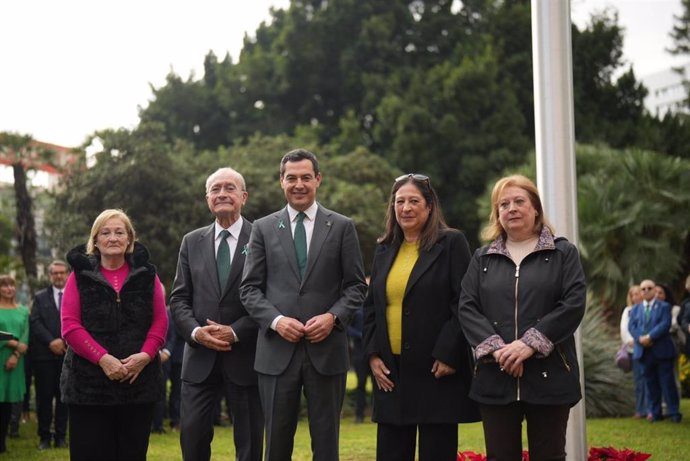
[629, 279, 682, 423]
[30, 260, 69, 450]
[171, 167, 263, 461]
[241, 149, 367, 461]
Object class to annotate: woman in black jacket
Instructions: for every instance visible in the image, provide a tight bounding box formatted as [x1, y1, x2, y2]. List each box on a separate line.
[363, 174, 479, 461]
[458, 175, 586, 461]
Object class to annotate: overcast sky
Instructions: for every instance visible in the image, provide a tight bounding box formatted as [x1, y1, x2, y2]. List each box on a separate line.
[0, 0, 686, 148]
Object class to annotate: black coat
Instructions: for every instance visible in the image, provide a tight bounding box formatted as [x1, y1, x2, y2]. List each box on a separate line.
[30, 287, 63, 362]
[363, 229, 480, 424]
[458, 230, 586, 406]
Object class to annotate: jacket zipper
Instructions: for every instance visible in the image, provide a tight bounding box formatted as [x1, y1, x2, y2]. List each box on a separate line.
[514, 264, 521, 401]
[558, 346, 571, 372]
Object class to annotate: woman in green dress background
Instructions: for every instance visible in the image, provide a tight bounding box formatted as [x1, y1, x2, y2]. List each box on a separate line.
[0, 275, 29, 454]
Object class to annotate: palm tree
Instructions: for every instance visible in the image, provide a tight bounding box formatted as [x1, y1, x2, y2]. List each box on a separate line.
[577, 145, 690, 314]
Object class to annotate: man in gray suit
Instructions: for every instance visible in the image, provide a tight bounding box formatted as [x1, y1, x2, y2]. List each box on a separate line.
[171, 167, 263, 461]
[241, 149, 367, 461]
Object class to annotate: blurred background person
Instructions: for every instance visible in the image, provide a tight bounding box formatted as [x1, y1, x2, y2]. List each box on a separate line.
[363, 174, 479, 461]
[459, 175, 586, 461]
[151, 306, 172, 435]
[681, 275, 690, 358]
[347, 296, 369, 424]
[629, 279, 681, 423]
[654, 283, 684, 402]
[30, 260, 70, 449]
[620, 285, 646, 418]
[0, 274, 29, 454]
[166, 318, 184, 432]
[61, 209, 168, 460]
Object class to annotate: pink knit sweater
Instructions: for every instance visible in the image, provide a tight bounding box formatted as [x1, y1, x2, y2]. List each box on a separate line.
[61, 264, 168, 364]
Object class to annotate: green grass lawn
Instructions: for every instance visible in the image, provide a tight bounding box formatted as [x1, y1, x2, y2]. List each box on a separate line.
[4, 398, 688, 460]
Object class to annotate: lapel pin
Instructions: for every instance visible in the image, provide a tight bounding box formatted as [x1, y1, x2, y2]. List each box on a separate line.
[278, 220, 286, 229]
[242, 244, 249, 255]
[326, 220, 332, 227]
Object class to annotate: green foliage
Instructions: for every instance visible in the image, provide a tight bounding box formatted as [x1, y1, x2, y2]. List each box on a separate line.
[668, 0, 690, 56]
[49, 127, 400, 286]
[577, 146, 690, 310]
[582, 296, 635, 418]
[138, 1, 688, 245]
[48, 124, 207, 289]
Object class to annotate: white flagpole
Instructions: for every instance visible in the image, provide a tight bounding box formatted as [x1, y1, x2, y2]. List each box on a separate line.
[530, 1, 587, 459]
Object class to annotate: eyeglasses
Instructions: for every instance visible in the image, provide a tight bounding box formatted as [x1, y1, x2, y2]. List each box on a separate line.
[395, 173, 430, 184]
[640, 287, 654, 291]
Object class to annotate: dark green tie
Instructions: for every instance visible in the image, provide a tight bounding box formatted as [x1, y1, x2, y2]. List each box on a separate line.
[294, 212, 307, 279]
[217, 230, 231, 291]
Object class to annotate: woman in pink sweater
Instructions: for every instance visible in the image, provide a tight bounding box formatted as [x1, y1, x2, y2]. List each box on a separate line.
[61, 209, 167, 461]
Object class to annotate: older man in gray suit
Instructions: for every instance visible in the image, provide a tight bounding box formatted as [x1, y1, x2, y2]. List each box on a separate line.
[171, 167, 263, 461]
[241, 149, 367, 461]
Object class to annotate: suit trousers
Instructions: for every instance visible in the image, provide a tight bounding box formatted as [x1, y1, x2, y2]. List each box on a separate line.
[180, 355, 264, 461]
[479, 401, 570, 461]
[33, 359, 68, 442]
[632, 358, 648, 416]
[258, 342, 346, 461]
[641, 352, 680, 420]
[68, 403, 154, 461]
[376, 422, 458, 461]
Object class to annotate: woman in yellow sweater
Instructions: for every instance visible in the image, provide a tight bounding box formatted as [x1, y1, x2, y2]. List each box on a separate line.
[362, 174, 479, 461]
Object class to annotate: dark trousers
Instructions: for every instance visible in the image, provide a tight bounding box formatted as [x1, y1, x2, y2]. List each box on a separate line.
[480, 402, 570, 461]
[258, 342, 346, 461]
[641, 353, 680, 419]
[376, 422, 458, 461]
[180, 356, 263, 461]
[0, 402, 11, 453]
[69, 403, 154, 461]
[632, 358, 648, 416]
[34, 359, 68, 442]
[152, 361, 170, 431]
[169, 361, 182, 427]
[351, 337, 370, 420]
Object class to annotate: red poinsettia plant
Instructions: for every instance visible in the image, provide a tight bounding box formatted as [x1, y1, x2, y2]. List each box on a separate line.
[458, 447, 651, 461]
[458, 451, 530, 461]
[588, 446, 651, 460]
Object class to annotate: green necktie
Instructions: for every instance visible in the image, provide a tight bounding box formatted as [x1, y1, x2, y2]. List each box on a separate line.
[643, 302, 651, 332]
[217, 230, 231, 292]
[294, 212, 307, 279]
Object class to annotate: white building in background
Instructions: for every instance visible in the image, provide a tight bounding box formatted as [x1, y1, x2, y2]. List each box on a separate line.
[640, 62, 690, 117]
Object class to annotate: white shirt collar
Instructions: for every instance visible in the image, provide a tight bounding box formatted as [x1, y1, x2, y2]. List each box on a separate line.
[215, 216, 244, 240]
[287, 202, 318, 223]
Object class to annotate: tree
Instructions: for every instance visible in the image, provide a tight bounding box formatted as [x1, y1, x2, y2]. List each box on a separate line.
[49, 124, 206, 288]
[0, 132, 59, 291]
[577, 145, 690, 312]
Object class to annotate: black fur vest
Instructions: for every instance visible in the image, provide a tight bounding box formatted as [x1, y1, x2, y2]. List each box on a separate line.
[60, 242, 163, 405]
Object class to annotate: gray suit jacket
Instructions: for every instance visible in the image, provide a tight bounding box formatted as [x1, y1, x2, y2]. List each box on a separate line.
[170, 219, 259, 386]
[240, 204, 366, 376]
